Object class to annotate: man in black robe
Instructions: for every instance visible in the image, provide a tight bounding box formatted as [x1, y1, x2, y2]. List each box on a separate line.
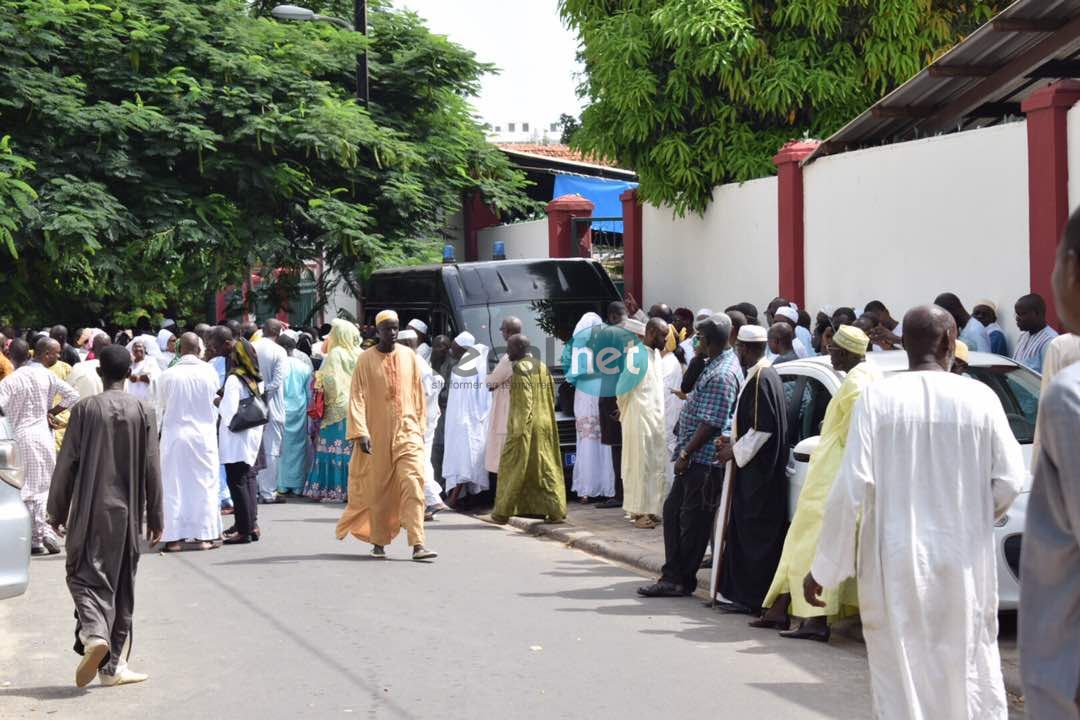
[712, 324, 790, 614]
[47, 345, 163, 688]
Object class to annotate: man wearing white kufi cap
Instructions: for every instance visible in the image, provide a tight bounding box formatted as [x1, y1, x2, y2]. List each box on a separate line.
[408, 318, 432, 362]
[709, 322, 791, 615]
[773, 306, 811, 358]
[442, 330, 491, 505]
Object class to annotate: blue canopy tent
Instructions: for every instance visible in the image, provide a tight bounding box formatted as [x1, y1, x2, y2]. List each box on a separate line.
[553, 174, 638, 233]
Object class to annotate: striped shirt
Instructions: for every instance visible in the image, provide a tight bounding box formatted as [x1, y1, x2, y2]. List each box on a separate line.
[1014, 325, 1059, 372]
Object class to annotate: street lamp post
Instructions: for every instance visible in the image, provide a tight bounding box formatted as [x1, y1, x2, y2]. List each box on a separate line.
[271, 3, 368, 106]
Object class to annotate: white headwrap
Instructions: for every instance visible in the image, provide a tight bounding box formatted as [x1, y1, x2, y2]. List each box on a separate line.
[156, 328, 175, 352]
[408, 318, 428, 335]
[397, 329, 418, 342]
[454, 331, 475, 348]
[573, 312, 604, 336]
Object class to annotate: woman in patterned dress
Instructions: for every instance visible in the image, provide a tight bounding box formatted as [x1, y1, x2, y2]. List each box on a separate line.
[303, 320, 361, 503]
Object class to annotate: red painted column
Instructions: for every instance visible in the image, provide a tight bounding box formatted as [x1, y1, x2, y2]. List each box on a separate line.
[620, 188, 643, 305]
[1022, 80, 1080, 329]
[546, 194, 595, 258]
[463, 191, 500, 261]
[772, 140, 820, 309]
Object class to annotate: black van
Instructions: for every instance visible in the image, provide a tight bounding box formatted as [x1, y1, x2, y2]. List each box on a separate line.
[363, 258, 623, 469]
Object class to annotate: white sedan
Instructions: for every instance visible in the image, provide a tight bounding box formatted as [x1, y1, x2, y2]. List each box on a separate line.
[0, 411, 30, 600]
[775, 350, 1036, 611]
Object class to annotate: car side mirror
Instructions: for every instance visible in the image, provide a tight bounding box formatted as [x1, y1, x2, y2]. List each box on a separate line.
[793, 436, 820, 463]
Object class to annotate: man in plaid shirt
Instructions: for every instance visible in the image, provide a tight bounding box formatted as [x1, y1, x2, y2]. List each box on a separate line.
[639, 313, 742, 597]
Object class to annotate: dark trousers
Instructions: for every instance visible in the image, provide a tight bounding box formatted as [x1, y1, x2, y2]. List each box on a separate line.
[225, 461, 258, 534]
[610, 445, 623, 500]
[70, 536, 138, 675]
[660, 462, 718, 590]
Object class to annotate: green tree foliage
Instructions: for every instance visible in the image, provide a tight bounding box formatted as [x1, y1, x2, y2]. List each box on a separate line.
[0, 0, 533, 326]
[560, 0, 1004, 214]
[557, 113, 581, 145]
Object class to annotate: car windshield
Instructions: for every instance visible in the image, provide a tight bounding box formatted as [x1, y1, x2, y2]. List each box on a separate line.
[964, 365, 1040, 444]
[477, 301, 611, 369]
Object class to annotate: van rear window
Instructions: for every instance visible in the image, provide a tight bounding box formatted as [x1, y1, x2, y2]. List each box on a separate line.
[368, 273, 439, 301]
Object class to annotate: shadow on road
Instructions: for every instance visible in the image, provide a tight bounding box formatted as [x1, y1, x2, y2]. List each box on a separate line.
[0, 686, 89, 701]
[748, 682, 871, 720]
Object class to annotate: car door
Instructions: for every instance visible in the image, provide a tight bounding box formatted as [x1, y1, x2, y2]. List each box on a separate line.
[779, 370, 835, 520]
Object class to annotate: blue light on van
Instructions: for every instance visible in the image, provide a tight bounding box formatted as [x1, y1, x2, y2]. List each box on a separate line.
[443, 244, 456, 263]
[493, 241, 506, 260]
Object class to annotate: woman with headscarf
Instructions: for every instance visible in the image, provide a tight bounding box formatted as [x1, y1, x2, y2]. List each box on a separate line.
[567, 312, 616, 503]
[219, 337, 265, 544]
[125, 339, 161, 408]
[156, 330, 178, 371]
[303, 319, 362, 503]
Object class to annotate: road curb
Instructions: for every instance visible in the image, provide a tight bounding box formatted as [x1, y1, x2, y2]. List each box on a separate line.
[488, 513, 1027, 703]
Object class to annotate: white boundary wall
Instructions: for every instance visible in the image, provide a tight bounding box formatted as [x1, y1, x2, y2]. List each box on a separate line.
[804, 121, 1030, 340]
[643, 177, 778, 313]
[476, 219, 549, 261]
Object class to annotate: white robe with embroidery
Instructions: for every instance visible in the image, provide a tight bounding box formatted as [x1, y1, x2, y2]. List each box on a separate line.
[811, 372, 1025, 720]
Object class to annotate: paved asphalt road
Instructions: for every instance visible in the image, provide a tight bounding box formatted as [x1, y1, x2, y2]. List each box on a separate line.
[0, 502, 878, 719]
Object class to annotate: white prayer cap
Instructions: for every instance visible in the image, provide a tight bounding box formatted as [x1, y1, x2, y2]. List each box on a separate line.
[408, 318, 428, 335]
[622, 319, 647, 337]
[397, 329, 417, 342]
[695, 308, 714, 320]
[789, 302, 799, 311]
[454, 331, 475, 348]
[775, 306, 798, 323]
[162, 318, 177, 329]
[737, 324, 768, 343]
[282, 328, 300, 341]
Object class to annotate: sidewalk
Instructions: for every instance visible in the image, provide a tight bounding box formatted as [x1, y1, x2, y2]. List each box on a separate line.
[475, 501, 1025, 705]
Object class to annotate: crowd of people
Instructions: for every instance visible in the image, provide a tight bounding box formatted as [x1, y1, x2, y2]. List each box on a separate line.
[3, 218, 1080, 713]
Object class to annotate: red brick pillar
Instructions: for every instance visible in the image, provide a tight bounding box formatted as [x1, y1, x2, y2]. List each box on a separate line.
[464, 191, 499, 262]
[773, 140, 820, 309]
[1022, 80, 1080, 328]
[546, 194, 594, 258]
[620, 188, 643, 305]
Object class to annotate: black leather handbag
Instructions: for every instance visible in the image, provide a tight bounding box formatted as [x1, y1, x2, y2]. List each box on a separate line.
[229, 392, 269, 432]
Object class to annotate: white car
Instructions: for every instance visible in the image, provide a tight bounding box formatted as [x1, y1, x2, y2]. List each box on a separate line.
[0, 410, 30, 599]
[776, 351, 1037, 611]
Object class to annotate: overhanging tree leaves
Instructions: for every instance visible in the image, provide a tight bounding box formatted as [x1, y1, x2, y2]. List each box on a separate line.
[560, 0, 1005, 214]
[0, 0, 533, 327]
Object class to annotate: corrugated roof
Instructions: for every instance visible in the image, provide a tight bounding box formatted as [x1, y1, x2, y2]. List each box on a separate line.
[806, 0, 1080, 163]
[495, 143, 636, 179]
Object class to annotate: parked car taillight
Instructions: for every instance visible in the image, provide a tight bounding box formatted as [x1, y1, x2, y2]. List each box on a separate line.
[0, 439, 22, 491]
